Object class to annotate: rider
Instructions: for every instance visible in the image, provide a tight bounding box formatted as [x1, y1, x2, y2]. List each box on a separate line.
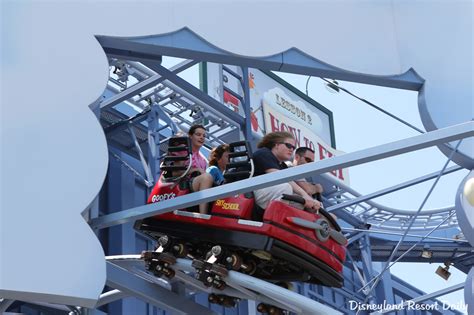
[291, 146, 324, 197]
[206, 144, 230, 186]
[186, 124, 214, 214]
[252, 131, 322, 212]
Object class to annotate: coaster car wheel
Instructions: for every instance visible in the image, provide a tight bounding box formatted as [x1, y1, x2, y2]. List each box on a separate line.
[314, 218, 330, 242]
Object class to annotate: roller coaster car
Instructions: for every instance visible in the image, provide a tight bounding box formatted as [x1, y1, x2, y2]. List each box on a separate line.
[135, 137, 347, 288]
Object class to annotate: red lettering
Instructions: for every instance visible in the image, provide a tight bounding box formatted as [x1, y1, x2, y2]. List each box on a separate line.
[318, 143, 332, 160]
[288, 126, 301, 147]
[337, 169, 345, 181]
[303, 137, 310, 147]
[318, 143, 345, 180]
[267, 113, 346, 182]
[268, 112, 280, 132]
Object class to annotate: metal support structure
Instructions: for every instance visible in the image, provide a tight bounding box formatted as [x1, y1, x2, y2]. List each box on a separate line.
[395, 283, 464, 309]
[362, 140, 463, 298]
[241, 67, 254, 148]
[95, 290, 130, 308]
[343, 227, 469, 244]
[151, 100, 179, 133]
[108, 150, 152, 188]
[173, 258, 341, 315]
[128, 125, 153, 185]
[358, 235, 375, 299]
[101, 60, 198, 110]
[106, 262, 216, 315]
[347, 230, 368, 245]
[96, 29, 424, 90]
[321, 168, 459, 231]
[357, 212, 460, 293]
[146, 63, 245, 127]
[102, 106, 148, 134]
[0, 299, 15, 313]
[326, 165, 462, 212]
[372, 262, 395, 309]
[452, 252, 474, 273]
[105, 155, 144, 314]
[147, 106, 161, 182]
[345, 251, 369, 292]
[101, 74, 167, 110]
[91, 121, 473, 230]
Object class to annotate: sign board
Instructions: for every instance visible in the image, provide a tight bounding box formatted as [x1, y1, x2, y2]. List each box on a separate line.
[203, 63, 349, 184]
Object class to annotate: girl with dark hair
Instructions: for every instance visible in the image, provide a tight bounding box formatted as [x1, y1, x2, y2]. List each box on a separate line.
[185, 124, 214, 214]
[206, 144, 230, 185]
[188, 124, 209, 171]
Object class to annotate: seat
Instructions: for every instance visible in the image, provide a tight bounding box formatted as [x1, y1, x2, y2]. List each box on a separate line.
[211, 141, 259, 219]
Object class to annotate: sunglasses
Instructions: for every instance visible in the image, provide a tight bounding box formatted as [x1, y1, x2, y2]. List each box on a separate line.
[279, 142, 296, 150]
[304, 157, 314, 163]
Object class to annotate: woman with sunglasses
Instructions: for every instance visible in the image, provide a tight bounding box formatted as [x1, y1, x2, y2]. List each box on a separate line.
[253, 131, 321, 212]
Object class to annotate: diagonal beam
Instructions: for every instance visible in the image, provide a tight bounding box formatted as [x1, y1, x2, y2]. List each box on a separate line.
[103, 106, 150, 136]
[326, 165, 462, 212]
[106, 261, 216, 315]
[101, 73, 166, 110]
[145, 63, 245, 126]
[101, 60, 197, 110]
[90, 121, 474, 230]
[344, 227, 469, 243]
[173, 258, 338, 315]
[128, 125, 153, 184]
[361, 140, 462, 300]
[0, 299, 14, 313]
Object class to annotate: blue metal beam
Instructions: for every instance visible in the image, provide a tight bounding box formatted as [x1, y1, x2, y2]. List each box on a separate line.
[241, 67, 254, 148]
[128, 125, 153, 185]
[101, 74, 166, 110]
[326, 165, 462, 212]
[0, 299, 14, 313]
[452, 252, 474, 273]
[348, 238, 473, 263]
[402, 283, 463, 304]
[358, 235, 375, 301]
[344, 227, 470, 244]
[106, 262, 216, 315]
[90, 121, 473, 230]
[101, 59, 198, 110]
[362, 140, 462, 299]
[104, 109, 149, 137]
[96, 28, 424, 91]
[347, 231, 368, 245]
[145, 62, 245, 126]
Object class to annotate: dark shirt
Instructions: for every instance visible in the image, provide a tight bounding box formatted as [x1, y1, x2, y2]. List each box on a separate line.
[253, 147, 287, 177]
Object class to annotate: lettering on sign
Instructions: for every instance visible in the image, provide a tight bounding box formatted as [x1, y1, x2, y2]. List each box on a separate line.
[275, 93, 311, 125]
[264, 104, 349, 184]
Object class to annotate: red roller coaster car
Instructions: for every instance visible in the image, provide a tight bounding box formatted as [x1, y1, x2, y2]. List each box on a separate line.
[135, 137, 347, 289]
